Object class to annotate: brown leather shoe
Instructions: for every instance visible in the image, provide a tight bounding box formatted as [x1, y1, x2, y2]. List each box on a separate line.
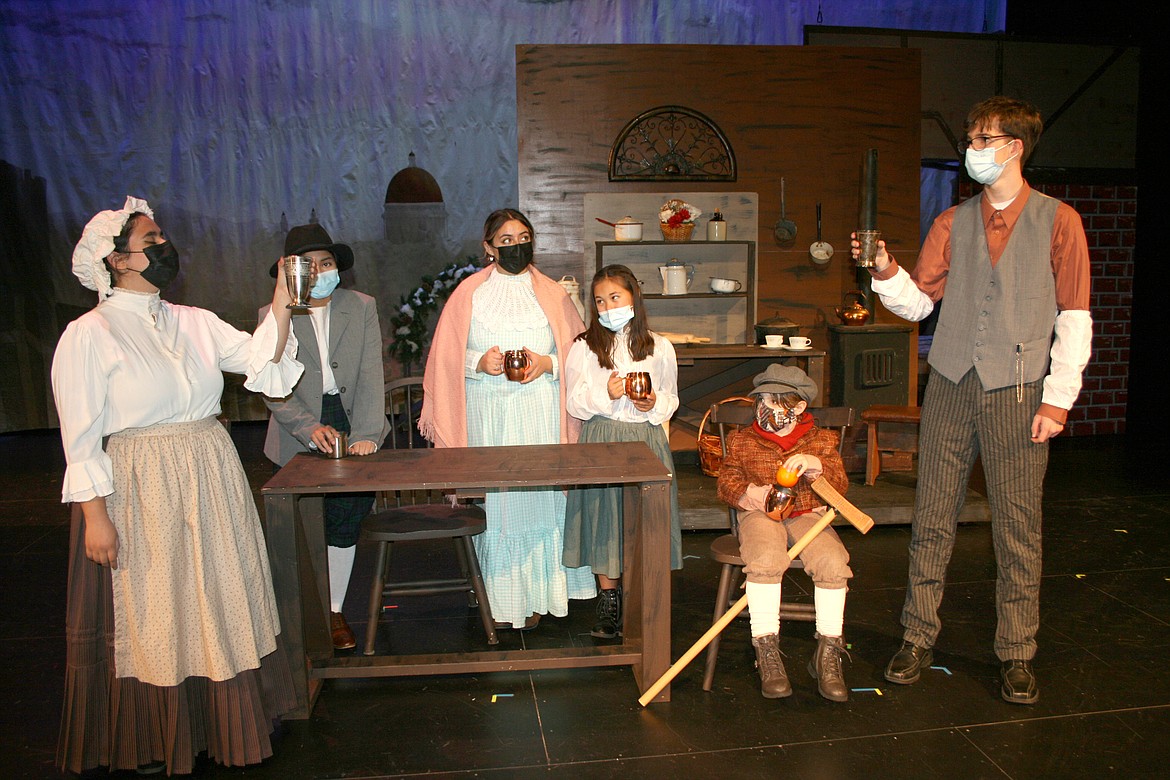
[808, 633, 850, 702]
[331, 611, 356, 650]
[751, 634, 792, 699]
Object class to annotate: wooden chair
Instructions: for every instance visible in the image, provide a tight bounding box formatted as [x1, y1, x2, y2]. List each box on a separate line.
[384, 376, 426, 451]
[361, 376, 499, 655]
[701, 400, 855, 691]
[860, 404, 921, 485]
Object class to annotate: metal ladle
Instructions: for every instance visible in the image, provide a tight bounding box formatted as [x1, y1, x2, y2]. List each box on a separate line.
[809, 202, 834, 264]
[773, 177, 797, 246]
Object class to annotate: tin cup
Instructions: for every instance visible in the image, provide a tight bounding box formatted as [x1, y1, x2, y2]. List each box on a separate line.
[503, 350, 529, 381]
[855, 229, 882, 269]
[326, 432, 348, 459]
[625, 371, 652, 400]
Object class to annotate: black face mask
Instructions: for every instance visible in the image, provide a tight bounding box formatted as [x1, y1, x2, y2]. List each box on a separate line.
[494, 242, 533, 274]
[137, 242, 181, 290]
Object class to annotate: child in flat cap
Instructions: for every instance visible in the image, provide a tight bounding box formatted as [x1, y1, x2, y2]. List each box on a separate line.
[716, 364, 853, 701]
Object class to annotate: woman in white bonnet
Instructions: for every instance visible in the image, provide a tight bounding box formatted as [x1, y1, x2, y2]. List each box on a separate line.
[52, 197, 303, 775]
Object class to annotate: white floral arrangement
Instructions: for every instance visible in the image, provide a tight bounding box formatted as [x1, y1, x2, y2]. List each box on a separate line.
[659, 198, 702, 226]
[389, 257, 479, 367]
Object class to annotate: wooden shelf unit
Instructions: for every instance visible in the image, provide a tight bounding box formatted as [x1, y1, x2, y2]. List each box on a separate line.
[594, 240, 757, 345]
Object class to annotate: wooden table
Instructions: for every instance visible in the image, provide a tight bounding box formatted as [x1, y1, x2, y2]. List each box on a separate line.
[672, 343, 827, 431]
[262, 441, 674, 718]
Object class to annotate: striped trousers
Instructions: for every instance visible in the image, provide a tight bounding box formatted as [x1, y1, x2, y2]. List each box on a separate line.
[900, 368, 1048, 661]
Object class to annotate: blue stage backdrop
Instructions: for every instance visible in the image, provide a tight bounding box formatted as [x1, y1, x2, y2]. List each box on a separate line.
[0, 0, 1001, 431]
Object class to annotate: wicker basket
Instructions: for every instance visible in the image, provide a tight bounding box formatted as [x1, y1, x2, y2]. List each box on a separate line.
[660, 221, 695, 242]
[696, 396, 754, 477]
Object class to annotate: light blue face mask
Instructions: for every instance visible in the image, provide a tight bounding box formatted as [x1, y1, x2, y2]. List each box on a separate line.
[311, 268, 340, 299]
[597, 305, 634, 332]
[964, 142, 1018, 185]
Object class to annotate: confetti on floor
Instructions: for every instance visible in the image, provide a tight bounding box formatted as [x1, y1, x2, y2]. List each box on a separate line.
[491, 694, 514, 703]
[851, 687, 883, 695]
[930, 666, 952, 676]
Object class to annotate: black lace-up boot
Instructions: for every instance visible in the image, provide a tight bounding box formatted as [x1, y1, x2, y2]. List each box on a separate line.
[590, 588, 622, 639]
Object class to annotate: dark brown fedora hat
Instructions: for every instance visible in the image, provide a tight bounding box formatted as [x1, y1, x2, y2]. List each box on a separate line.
[269, 223, 355, 277]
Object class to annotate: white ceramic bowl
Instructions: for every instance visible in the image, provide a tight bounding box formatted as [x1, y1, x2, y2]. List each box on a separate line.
[709, 277, 741, 293]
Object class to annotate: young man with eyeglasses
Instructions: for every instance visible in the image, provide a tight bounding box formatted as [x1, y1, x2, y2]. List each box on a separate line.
[852, 96, 1092, 704]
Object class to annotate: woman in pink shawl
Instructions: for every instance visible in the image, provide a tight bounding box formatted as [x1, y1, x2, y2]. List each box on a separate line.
[419, 208, 595, 630]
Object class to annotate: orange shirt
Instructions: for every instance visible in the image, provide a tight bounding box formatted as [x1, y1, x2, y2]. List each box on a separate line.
[896, 184, 1091, 312]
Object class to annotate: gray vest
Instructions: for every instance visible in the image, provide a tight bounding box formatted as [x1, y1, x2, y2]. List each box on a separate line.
[928, 191, 1059, 391]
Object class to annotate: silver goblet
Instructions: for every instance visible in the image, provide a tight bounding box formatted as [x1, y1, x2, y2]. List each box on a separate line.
[284, 255, 317, 310]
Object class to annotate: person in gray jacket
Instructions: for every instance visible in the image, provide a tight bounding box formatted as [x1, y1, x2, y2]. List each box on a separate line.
[853, 97, 1092, 705]
[262, 223, 390, 650]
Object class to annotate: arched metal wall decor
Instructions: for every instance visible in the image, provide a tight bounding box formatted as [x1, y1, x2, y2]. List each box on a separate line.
[608, 106, 737, 182]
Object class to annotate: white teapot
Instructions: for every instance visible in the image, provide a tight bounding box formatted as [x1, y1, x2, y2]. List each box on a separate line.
[658, 260, 695, 295]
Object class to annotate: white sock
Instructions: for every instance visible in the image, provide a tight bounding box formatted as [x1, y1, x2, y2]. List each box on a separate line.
[746, 581, 782, 638]
[328, 545, 357, 613]
[814, 586, 846, 637]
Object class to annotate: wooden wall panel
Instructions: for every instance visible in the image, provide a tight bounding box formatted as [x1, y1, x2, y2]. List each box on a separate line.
[517, 44, 921, 346]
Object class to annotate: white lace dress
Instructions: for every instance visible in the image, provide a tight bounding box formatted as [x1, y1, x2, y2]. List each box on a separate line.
[464, 269, 595, 627]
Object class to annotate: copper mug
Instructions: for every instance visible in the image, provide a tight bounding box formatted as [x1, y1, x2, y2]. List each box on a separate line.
[764, 484, 796, 521]
[625, 371, 652, 400]
[503, 349, 529, 381]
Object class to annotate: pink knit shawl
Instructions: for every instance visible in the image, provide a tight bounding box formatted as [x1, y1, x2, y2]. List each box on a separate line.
[418, 264, 585, 448]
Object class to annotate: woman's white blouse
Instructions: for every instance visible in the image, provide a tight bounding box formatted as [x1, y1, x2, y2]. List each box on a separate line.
[51, 288, 303, 503]
[564, 330, 679, 427]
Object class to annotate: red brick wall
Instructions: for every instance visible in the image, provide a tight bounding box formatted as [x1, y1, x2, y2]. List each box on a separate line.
[1039, 183, 1134, 436]
[959, 181, 1135, 436]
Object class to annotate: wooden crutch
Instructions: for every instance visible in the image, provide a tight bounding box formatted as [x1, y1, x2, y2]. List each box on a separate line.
[638, 477, 874, 706]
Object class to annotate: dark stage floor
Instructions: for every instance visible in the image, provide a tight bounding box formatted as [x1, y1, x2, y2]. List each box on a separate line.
[3, 424, 1168, 778]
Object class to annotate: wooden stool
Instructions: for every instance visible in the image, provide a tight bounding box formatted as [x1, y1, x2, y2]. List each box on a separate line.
[860, 405, 921, 486]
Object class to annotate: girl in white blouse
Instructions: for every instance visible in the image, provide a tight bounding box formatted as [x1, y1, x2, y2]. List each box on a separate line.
[563, 264, 682, 639]
[52, 197, 303, 776]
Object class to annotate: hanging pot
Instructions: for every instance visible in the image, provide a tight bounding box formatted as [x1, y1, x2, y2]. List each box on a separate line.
[809, 202, 834, 264]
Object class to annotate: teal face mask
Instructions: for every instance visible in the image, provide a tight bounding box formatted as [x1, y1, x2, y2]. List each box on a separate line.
[964, 142, 1018, 185]
[311, 268, 340, 299]
[598, 305, 634, 332]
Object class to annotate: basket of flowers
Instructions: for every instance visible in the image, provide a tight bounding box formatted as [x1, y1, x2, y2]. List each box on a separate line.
[659, 198, 702, 242]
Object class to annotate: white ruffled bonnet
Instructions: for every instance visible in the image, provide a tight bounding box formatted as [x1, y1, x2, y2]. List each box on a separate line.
[71, 196, 154, 299]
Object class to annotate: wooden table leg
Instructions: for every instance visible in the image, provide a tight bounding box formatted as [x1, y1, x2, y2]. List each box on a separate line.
[298, 496, 332, 662]
[629, 480, 671, 702]
[264, 493, 311, 719]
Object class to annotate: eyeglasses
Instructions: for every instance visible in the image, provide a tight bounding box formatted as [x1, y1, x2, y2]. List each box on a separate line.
[958, 134, 1015, 153]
